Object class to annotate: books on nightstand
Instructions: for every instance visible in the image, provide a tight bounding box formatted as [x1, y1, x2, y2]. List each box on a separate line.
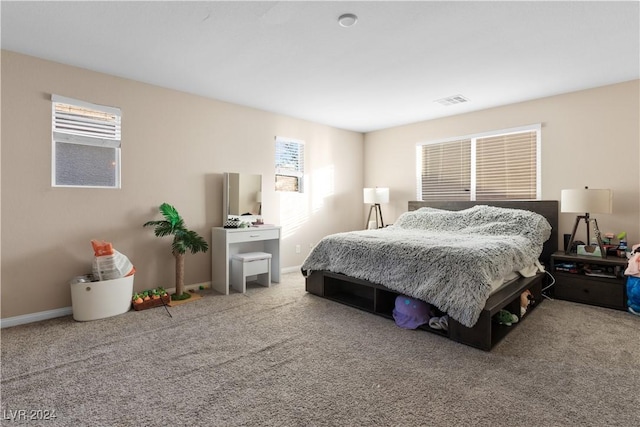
[554, 262, 578, 273]
[553, 262, 624, 278]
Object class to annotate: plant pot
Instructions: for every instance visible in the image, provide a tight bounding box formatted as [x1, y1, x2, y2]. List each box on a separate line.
[132, 294, 170, 311]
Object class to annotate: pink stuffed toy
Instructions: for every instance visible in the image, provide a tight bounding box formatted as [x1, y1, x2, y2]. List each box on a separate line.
[624, 244, 640, 316]
[624, 244, 640, 276]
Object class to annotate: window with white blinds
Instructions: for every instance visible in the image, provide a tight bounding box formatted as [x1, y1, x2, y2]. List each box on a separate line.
[475, 130, 538, 200]
[420, 138, 471, 201]
[418, 125, 540, 201]
[275, 136, 305, 193]
[52, 95, 122, 188]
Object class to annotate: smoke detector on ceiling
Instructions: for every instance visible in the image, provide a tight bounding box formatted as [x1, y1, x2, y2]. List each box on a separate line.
[338, 13, 358, 27]
[434, 95, 470, 106]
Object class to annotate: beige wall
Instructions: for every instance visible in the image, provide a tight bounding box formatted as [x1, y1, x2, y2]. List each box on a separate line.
[1, 51, 364, 319]
[365, 80, 640, 251]
[2, 49, 638, 322]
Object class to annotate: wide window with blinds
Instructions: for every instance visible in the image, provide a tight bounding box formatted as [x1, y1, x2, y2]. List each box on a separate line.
[52, 95, 122, 188]
[275, 136, 305, 193]
[417, 124, 540, 201]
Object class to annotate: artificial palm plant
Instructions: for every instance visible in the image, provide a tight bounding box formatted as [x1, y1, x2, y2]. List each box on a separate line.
[144, 203, 209, 300]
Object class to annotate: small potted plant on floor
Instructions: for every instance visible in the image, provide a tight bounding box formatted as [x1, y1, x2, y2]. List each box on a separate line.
[132, 287, 171, 310]
[144, 203, 209, 301]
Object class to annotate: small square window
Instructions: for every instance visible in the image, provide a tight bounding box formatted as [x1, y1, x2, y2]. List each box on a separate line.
[52, 95, 121, 188]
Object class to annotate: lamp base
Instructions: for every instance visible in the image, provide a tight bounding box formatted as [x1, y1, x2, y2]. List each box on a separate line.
[366, 204, 384, 229]
[564, 214, 606, 258]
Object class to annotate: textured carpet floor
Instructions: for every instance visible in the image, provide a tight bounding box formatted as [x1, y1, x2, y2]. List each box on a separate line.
[1, 272, 639, 426]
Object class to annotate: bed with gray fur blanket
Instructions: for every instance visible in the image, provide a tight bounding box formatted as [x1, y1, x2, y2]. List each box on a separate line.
[301, 205, 551, 327]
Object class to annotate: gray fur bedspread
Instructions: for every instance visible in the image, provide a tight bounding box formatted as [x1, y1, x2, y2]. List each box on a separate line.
[301, 205, 551, 327]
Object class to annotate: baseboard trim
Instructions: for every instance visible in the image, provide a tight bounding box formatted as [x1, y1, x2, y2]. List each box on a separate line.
[1, 307, 73, 329]
[282, 266, 301, 274]
[1, 275, 303, 329]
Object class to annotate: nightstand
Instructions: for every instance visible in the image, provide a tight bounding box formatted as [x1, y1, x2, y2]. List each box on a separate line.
[550, 251, 628, 310]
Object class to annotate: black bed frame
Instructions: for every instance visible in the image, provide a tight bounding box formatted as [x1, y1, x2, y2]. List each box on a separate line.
[305, 200, 558, 351]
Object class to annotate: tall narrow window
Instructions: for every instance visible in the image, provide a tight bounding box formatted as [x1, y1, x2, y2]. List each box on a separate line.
[275, 136, 305, 193]
[52, 95, 122, 188]
[418, 124, 540, 201]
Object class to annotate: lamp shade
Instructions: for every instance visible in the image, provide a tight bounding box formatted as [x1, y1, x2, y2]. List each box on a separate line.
[363, 187, 389, 204]
[561, 188, 612, 214]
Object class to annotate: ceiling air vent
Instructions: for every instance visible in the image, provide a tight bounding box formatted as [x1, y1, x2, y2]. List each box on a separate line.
[434, 94, 469, 106]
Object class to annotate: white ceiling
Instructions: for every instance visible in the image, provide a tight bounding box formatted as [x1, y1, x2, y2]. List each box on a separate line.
[1, 1, 639, 133]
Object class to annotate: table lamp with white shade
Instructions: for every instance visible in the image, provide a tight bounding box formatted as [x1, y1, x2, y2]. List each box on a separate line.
[363, 187, 389, 229]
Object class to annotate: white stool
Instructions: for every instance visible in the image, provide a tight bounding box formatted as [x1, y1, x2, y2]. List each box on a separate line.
[231, 252, 272, 293]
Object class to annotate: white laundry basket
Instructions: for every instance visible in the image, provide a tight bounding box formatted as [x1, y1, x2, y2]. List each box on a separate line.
[70, 275, 134, 321]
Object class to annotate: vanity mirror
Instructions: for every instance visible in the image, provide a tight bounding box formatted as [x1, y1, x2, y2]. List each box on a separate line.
[223, 172, 262, 223]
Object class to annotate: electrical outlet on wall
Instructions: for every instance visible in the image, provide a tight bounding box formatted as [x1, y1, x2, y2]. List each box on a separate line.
[295, 244, 301, 254]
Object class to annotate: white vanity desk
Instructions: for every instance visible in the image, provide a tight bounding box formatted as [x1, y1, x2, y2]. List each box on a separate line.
[211, 226, 281, 295]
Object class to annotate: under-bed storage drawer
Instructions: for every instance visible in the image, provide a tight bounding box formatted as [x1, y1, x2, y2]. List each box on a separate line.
[307, 272, 400, 317]
[323, 276, 375, 311]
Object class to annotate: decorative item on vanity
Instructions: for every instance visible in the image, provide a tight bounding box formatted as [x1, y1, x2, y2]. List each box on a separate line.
[561, 187, 612, 259]
[363, 187, 389, 229]
[224, 218, 242, 228]
[143, 203, 209, 301]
